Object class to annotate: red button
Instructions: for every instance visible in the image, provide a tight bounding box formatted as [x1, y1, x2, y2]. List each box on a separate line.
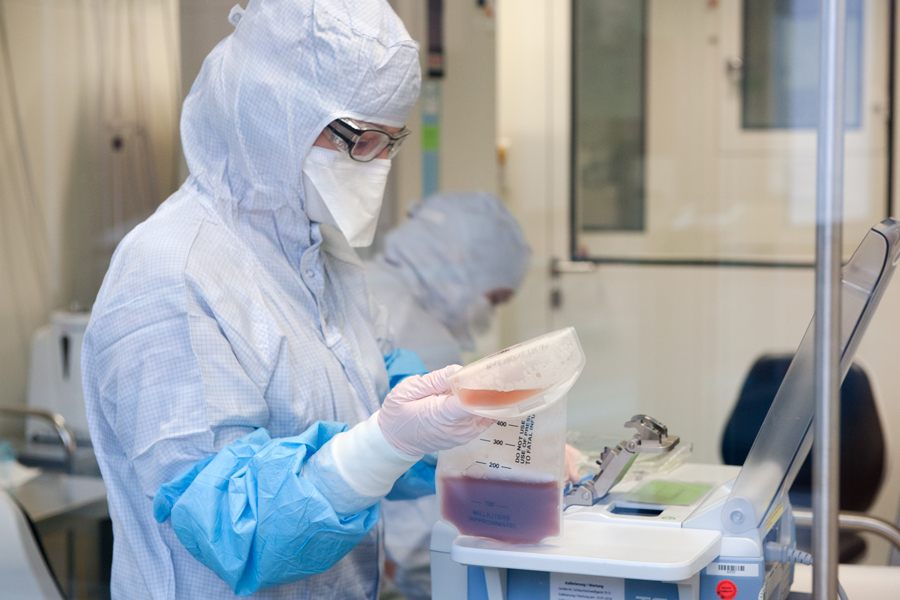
[716, 579, 738, 600]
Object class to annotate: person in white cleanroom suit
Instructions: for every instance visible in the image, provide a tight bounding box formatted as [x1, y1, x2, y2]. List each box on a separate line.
[364, 191, 530, 600]
[366, 192, 531, 372]
[80, 1, 492, 598]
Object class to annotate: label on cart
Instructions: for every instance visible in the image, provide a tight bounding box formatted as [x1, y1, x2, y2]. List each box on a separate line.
[550, 572, 624, 599]
[705, 562, 759, 578]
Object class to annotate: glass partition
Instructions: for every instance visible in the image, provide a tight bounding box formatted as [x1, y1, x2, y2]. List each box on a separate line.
[572, 0, 647, 233]
[570, 0, 890, 264]
[722, 220, 900, 533]
[533, 0, 900, 478]
[742, 0, 864, 130]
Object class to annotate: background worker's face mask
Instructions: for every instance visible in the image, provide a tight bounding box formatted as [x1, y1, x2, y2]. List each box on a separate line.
[467, 295, 495, 337]
[302, 146, 391, 247]
[446, 295, 496, 351]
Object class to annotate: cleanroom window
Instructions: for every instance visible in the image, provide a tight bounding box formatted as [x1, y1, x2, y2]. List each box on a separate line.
[569, 0, 888, 265]
[571, 0, 647, 234]
[742, 0, 864, 130]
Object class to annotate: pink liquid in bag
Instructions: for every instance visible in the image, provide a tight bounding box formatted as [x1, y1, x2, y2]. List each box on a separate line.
[456, 388, 544, 408]
[440, 476, 560, 544]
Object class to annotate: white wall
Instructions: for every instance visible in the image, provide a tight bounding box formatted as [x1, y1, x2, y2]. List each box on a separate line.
[388, 0, 498, 215]
[387, 0, 504, 358]
[178, 0, 237, 180]
[497, 0, 900, 564]
[0, 0, 180, 415]
[496, 0, 569, 343]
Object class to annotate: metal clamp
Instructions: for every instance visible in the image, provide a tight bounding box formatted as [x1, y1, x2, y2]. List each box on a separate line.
[565, 414, 679, 507]
[622, 415, 679, 454]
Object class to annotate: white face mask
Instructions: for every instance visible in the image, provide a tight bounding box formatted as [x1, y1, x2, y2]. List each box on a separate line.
[446, 295, 495, 351]
[301, 146, 391, 247]
[467, 295, 495, 336]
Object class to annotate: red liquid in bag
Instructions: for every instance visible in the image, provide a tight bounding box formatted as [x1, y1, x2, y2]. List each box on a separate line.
[457, 387, 544, 408]
[440, 476, 560, 544]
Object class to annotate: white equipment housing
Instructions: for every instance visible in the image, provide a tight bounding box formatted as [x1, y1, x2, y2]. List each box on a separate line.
[431, 219, 900, 600]
[26, 312, 91, 445]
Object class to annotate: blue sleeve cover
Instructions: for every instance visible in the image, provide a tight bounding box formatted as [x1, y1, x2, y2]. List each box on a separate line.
[383, 348, 429, 389]
[153, 422, 380, 597]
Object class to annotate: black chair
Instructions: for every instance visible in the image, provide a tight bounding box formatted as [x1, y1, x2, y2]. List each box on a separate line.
[721, 354, 885, 563]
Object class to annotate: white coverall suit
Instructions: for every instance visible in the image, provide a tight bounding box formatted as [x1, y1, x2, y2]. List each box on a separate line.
[81, 0, 422, 598]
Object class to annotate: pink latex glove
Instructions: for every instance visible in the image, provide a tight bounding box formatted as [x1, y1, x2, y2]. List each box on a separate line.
[565, 444, 583, 485]
[378, 364, 494, 456]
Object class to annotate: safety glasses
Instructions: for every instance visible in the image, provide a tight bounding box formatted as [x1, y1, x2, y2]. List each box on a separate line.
[326, 118, 411, 162]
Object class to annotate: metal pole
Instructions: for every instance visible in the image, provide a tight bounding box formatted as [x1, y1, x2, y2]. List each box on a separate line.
[814, 0, 845, 598]
[794, 510, 900, 554]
